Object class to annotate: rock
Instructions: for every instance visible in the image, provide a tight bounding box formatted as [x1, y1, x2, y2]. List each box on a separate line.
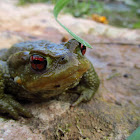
[0, 120, 45, 140]
[0, 1, 140, 140]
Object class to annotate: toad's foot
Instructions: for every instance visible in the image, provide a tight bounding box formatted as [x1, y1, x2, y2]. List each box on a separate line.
[0, 94, 32, 119]
[71, 89, 94, 107]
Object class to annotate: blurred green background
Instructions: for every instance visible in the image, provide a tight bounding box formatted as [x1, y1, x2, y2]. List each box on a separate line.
[18, 0, 140, 29]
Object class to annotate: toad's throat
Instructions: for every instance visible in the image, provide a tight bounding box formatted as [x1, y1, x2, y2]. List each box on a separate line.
[24, 69, 87, 92]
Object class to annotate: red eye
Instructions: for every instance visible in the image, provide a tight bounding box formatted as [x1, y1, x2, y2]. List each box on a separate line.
[30, 55, 47, 71]
[81, 44, 86, 55]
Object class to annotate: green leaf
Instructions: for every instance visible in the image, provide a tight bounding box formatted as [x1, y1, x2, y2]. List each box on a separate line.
[133, 21, 140, 29]
[127, 127, 140, 140]
[53, 0, 92, 48]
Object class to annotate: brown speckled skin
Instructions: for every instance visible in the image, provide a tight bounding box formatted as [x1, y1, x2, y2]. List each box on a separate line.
[0, 39, 100, 119]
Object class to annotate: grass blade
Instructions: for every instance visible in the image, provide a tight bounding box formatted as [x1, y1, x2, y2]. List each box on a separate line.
[127, 127, 140, 140]
[53, 0, 92, 48]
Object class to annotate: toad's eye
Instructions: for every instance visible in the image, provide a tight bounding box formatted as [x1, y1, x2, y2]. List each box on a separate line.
[30, 55, 47, 71]
[81, 44, 86, 55]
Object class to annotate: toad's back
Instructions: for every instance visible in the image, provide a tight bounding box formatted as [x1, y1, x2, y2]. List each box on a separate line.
[0, 40, 69, 61]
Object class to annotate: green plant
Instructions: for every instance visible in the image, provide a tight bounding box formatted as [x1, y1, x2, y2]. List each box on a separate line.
[18, 0, 51, 5]
[18, 0, 104, 17]
[133, 21, 140, 28]
[63, 0, 104, 17]
[54, 0, 92, 48]
[127, 127, 140, 140]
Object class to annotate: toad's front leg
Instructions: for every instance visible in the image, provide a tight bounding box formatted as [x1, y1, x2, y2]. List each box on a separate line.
[0, 65, 31, 119]
[0, 93, 32, 119]
[72, 62, 100, 106]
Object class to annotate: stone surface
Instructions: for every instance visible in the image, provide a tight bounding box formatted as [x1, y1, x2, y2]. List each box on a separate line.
[0, 1, 140, 140]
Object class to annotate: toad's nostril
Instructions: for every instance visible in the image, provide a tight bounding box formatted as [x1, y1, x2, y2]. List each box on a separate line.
[59, 56, 68, 64]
